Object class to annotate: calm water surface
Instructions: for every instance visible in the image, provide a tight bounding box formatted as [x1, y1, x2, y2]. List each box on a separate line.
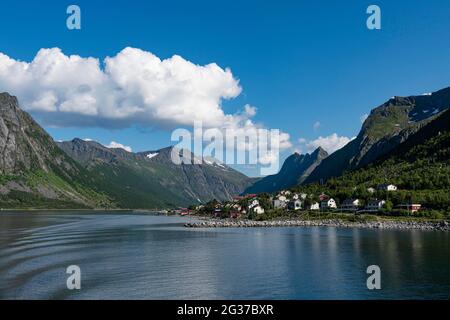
[0, 212, 449, 299]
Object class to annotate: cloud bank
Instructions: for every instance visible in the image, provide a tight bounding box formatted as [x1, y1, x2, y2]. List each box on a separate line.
[0, 47, 243, 128]
[106, 141, 132, 152]
[0, 47, 291, 166]
[298, 133, 354, 154]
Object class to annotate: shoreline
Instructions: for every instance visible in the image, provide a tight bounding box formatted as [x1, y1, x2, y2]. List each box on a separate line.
[184, 218, 450, 231]
[2, 209, 449, 231]
[0, 208, 164, 212]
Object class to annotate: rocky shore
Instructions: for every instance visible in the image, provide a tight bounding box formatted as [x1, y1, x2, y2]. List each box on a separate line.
[184, 218, 450, 231]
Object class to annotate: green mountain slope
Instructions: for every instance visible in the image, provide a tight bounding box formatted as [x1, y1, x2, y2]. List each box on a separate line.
[297, 109, 450, 211]
[0, 92, 252, 209]
[305, 86, 450, 184]
[244, 147, 328, 194]
[57, 139, 253, 208]
[0, 93, 114, 209]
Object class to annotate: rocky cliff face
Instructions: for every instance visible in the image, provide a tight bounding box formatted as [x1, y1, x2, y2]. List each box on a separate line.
[0, 93, 61, 174]
[244, 147, 328, 194]
[1, 92, 252, 209]
[305, 86, 450, 184]
[57, 139, 253, 207]
[0, 93, 111, 208]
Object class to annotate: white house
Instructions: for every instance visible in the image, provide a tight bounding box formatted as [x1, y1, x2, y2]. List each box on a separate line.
[287, 199, 302, 211]
[321, 198, 337, 210]
[253, 205, 265, 214]
[273, 199, 287, 209]
[367, 187, 375, 194]
[341, 199, 361, 211]
[378, 184, 397, 191]
[310, 202, 320, 210]
[248, 199, 260, 208]
[248, 199, 265, 214]
[366, 200, 386, 211]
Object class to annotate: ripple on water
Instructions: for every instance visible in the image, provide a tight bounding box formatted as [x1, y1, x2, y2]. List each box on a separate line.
[0, 212, 449, 299]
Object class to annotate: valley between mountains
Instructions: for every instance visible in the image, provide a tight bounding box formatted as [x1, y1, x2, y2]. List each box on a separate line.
[0, 86, 449, 210]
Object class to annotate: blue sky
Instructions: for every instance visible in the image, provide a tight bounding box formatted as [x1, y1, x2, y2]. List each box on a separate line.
[1, 0, 450, 176]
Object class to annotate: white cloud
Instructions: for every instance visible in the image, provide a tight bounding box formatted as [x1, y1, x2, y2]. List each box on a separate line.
[298, 133, 354, 154]
[106, 141, 132, 152]
[0, 47, 241, 128]
[0, 47, 291, 154]
[244, 104, 257, 117]
[258, 151, 278, 166]
[360, 113, 369, 123]
[313, 121, 320, 131]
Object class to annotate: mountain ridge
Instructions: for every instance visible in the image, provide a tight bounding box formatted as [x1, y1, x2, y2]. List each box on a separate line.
[304, 86, 450, 184]
[2, 84, 449, 209]
[0, 92, 113, 208]
[0, 92, 253, 208]
[57, 138, 253, 208]
[243, 147, 328, 194]
[295, 109, 450, 211]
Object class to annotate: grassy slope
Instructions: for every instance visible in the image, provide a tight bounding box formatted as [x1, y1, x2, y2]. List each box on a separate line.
[294, 110, 450, 212]
[0, 110, 115, 209]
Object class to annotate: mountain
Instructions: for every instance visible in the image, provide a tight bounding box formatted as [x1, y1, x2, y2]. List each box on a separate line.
[376, 107, 449, 164]
[57, 139, 253, 208]
[304, 87, 450, 184]
[298, 109, 450, 211]
[0, 92, 113, 208]
[244, 147, 328, 194]
[0, 92, 252, 209]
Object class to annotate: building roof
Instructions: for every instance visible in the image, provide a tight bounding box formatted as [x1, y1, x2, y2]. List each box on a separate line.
[367, 199, 384, 205]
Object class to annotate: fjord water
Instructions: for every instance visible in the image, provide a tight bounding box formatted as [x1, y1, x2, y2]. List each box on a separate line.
[0, 212, 449, 299]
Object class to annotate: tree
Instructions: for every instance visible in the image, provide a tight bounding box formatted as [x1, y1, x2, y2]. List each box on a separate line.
[384, 200, 393, 212]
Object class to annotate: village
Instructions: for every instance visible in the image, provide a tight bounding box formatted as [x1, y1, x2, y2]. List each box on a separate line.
[177, 183, 425, 220]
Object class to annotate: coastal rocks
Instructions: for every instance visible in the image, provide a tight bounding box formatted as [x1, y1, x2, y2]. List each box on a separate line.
[184, 219, 450, 231]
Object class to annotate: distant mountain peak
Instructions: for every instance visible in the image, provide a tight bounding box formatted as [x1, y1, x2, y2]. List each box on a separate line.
[57, 138, 252, 206]
[244, 148, 328, 194]
[312, 146, 327, 156]
[0, 92, 20, 116]
[0, 91, 18, 103]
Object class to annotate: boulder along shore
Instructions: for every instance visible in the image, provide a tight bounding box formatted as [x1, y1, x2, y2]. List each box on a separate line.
[184, 218, 450, 231]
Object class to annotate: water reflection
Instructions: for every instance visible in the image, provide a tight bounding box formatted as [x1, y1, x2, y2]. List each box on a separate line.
[0, 212, 449, 299]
